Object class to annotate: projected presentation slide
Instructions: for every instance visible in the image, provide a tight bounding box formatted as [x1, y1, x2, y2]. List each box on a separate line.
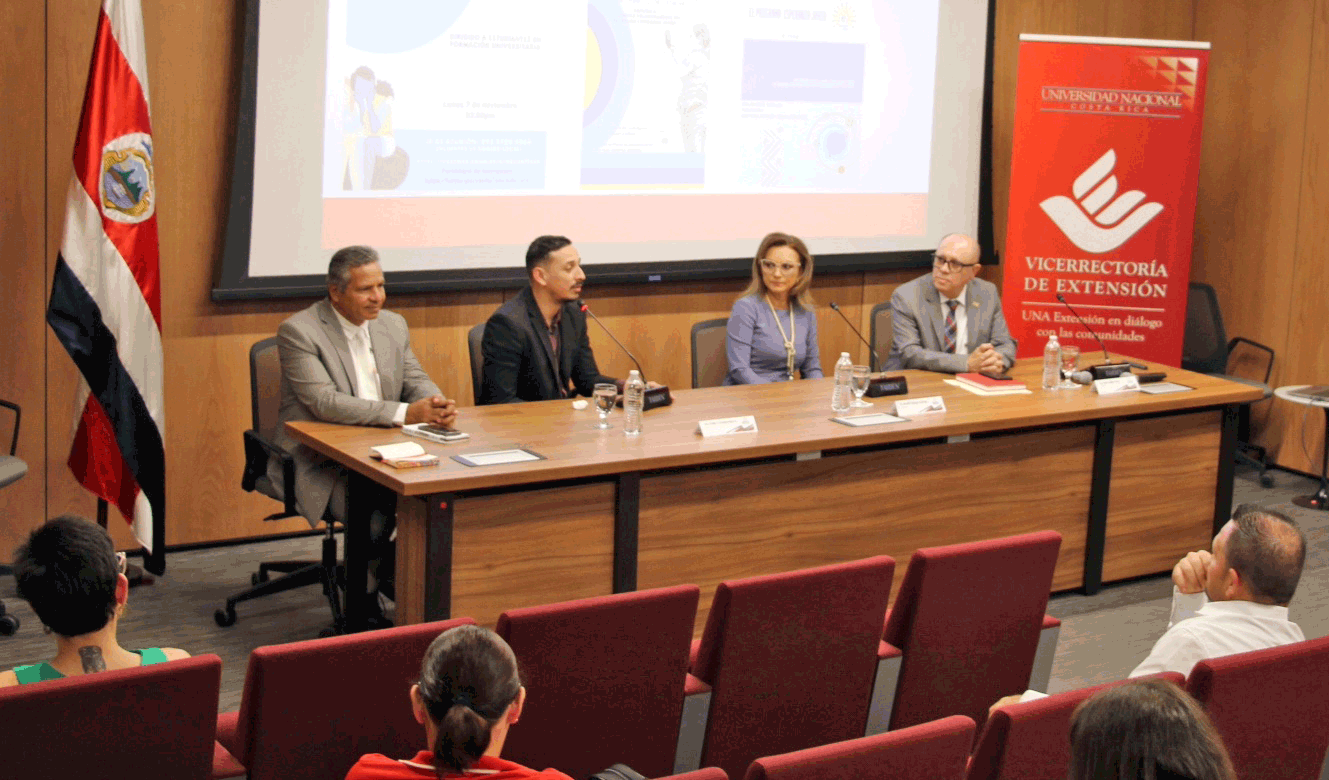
[236, 0, 983, 284]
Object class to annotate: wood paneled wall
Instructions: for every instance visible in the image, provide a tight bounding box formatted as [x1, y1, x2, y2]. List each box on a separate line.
[3, 0, 1327, 557]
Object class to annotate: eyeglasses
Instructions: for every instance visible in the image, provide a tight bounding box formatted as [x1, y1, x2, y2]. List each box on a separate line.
[760, 259, 801, 275]
[115, 551, 127, 576]
[933, 254, 979, 273]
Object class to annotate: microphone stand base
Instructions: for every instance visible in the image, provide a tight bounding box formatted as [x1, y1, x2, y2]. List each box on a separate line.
[1090, 363, 1133, 380]
[865, 375, 909, 398]
[643, 386, 673, 411]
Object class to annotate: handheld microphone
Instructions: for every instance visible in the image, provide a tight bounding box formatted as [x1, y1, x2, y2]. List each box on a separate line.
[578, 300, 672, 410]
[1055, 293, 1132, 380]
[826, 302, 909, 398]
[1070, 370, 1165, 386]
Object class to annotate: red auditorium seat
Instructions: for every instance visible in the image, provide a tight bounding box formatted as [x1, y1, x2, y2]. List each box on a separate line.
[0, 654, 228, 780]
[216, 617, 475, 780]
[1186, 635, 1329, 780]
[966, 672, 1185, 780]
[657, 770, 728, 780]
[882, 530, 1062, 736]
[685, 556, 896, 780]
[497, 585, 700, 779]
[743, 714, 976, 780]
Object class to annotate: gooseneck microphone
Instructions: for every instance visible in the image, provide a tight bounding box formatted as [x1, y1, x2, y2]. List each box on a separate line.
[1054, 293, 1135, 380]
[578, 300, 672, 409]
[825, 302, 909, 398]
[828, 302, 880, 370]
[579, 300, 646, 381]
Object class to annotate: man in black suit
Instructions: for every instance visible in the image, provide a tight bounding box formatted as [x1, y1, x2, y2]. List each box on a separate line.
[479, 235, 618, 404]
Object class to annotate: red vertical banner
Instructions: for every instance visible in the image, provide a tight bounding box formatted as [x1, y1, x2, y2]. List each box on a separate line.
[1001, 35, 1209, 366]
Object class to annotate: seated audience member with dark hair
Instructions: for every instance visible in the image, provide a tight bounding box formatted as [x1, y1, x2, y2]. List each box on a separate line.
[0, 515, 188, 686]
[1069, 678, 1235, 780]
[1130, 503, 1306, 677]
[346, 624, 573, 780]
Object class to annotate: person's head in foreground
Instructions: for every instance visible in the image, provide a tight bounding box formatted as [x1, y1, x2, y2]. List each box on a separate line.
[1207, 504, 1306, 605]
[348, 624, 572, 779]
[2, 515, 186, 686]
[1068, 679, 1235, 780]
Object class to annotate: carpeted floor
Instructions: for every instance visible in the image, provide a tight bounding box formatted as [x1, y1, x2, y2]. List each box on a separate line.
[1, 464, 1324, 712]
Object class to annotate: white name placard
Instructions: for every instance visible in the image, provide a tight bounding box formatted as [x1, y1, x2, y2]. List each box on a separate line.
[893, 396, 947, 416]
[1093, 375, 1142, 395]
[697, 415, 759, 438]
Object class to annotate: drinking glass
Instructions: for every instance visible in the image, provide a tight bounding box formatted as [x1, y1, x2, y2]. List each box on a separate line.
[592, 383, 617, 429]
[850, 365, 872, 408]
[1059, 345, 1081, 388]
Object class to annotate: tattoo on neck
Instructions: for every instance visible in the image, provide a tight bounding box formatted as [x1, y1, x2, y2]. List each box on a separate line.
[78, 646, 107, 673]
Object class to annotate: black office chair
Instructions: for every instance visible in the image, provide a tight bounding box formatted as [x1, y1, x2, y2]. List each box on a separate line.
[1182, 282, 1276, 487]
[691, 317, 729, 388]
[468, 322, 486, 403]
[869, 302, 893, 372]
[0, 399, 27, 636]
[214, 338, 344, 632]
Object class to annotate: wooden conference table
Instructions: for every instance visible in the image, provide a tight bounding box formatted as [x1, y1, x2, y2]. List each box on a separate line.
[286, 357, 1261, 633]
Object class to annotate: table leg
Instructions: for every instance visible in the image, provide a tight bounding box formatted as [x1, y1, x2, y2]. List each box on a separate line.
[1294, 407, 1329, 511]
[344, 471, 373, 631]
[613, 472, 640, 593]
[1083, 419, 1115, 595]
[423, 493, 454, 621]
[1213, 404, 1239, 535]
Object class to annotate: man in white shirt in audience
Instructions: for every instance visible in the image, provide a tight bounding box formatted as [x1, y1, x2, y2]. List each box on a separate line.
[1129, 503, 1306, 677]
[996, 504, 1306, 710]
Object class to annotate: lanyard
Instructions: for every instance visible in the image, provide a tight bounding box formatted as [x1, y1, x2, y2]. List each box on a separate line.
[765, 296, 796, 380]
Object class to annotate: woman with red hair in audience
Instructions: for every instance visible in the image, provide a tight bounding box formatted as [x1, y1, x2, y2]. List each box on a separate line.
[346, 624, 573, 780]
[0, 515, 189, 686]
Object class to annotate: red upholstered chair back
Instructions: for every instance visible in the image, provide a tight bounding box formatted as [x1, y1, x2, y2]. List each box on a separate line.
[884, 530, 1062, 733]
[0, 654, 222, 780]
[966, 672, 1185, 780]
[229, 617, 475, 780]
[659, 770, 728, 780]
[743, 714, 975, 780]
[496, 585, 700, 779]
[693, 556, 896, 780]
[1185, 635, 1329, 780]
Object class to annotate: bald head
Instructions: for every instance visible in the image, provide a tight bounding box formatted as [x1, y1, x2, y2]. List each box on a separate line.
[1223, 506, 1306, 605]
[937, 233, 980, 265]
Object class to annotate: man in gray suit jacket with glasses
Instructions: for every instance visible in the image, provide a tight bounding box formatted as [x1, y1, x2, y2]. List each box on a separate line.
[270, 245, 455, 618]
[885, 233, 1016, 376]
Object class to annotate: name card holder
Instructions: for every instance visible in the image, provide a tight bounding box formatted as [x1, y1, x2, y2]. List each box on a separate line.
[697, 415, 759, 438]
[893, 396, 947, 416]
[1093, 374, 1141, 395]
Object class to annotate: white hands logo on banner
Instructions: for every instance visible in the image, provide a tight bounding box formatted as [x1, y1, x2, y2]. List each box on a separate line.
[1040, 150, 1163, 253]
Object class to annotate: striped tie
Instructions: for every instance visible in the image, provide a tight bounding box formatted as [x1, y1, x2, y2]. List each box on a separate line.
[944, 300, 959, 353]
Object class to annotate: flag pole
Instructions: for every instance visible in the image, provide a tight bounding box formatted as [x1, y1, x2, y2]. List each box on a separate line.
[97, 498, 155, 587]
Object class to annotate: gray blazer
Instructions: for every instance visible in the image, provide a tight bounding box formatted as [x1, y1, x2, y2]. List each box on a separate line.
[268, 299, 441, 526]
[885, 273, 1016, 373]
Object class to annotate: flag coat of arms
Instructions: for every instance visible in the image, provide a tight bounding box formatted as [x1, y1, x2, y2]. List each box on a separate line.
[46, 0, 166, 575]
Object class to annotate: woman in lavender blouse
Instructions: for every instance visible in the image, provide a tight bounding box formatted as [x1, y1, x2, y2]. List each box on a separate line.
[725, 232, 823, 385]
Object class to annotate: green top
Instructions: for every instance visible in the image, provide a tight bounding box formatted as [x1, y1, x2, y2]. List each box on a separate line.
[12, 648, 169, 684]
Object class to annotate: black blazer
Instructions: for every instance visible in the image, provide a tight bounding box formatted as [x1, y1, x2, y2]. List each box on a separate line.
[479, 287, 614, 404]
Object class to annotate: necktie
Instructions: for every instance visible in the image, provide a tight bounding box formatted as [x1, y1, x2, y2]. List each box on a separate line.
[944, 300, 959, 353]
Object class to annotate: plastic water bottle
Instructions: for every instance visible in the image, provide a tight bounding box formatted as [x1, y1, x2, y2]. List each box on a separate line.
[1042, 334, 1062, 390]
[623, 370, 644, 435]
[831, 352, 853, 412]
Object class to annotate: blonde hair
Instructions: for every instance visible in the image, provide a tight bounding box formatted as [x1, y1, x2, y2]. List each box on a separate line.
[740, 232, 815, 310]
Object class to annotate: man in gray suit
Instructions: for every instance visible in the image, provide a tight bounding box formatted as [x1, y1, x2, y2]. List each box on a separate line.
[885, 233, 1016, 376]
[270, 245, 455, 615]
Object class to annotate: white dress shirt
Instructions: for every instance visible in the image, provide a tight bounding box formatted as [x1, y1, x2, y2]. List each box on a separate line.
[331, 308, 407, 425]
[941, 285, 969, 356]
[1129, 587, 1305, 677]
